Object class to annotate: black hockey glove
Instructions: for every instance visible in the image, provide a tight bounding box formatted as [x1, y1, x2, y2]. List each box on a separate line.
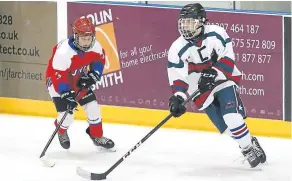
[169, 95, 186, 118]
[77, 70, 101, 89]
[60, 90, 78, 111]
[198, 68, 218, 94]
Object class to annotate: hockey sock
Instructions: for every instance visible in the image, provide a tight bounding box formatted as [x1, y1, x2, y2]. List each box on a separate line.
[54, 119, 67, 134]
[223, 113, 251, 149]
[89, 120, 103, 138]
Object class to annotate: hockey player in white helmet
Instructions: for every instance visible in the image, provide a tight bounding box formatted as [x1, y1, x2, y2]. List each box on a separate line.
[167, 3, 266, 168]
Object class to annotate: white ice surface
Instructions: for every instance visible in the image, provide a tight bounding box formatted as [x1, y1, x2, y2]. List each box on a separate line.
[0, 114, 291, 181]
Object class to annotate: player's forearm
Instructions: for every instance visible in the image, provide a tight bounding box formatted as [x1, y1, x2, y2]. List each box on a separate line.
[171, 79, 189, 100]
[91, 61, 105, 76]
[167, 65, 189, 99]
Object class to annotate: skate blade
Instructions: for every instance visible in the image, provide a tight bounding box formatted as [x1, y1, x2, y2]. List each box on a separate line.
[233, 156, 266, 170]
[96, 146, 116, 153]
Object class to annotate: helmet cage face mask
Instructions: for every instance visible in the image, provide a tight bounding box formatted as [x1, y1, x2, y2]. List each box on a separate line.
[178, 18, 204, 40]
[73, 33, 95, 52]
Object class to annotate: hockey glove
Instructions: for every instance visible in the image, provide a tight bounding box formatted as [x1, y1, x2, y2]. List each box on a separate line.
[198, 68, 218, 94]
[77, 70, 101, 89]
[169, 95, 186, 118]
[60, 90, 78, 111]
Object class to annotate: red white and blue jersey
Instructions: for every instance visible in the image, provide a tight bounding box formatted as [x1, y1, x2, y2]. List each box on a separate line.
[167, 25, 241, 110]
[46, 36, 105, 98]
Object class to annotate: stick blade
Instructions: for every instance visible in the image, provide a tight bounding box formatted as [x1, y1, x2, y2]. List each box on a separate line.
[76, 167, 107, 180]
[77, 167, 91, 180]
[40, 156, 55, 167]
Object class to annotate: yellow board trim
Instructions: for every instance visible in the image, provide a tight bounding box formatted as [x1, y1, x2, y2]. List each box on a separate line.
[0, 97, 291, 139]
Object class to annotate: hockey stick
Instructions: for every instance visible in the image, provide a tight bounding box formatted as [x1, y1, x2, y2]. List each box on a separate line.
[40, 89, 82, 167]
[76, 89, 200, 180]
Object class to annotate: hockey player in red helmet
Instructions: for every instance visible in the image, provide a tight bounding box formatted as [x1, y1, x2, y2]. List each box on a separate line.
[45, 17, 115, 151]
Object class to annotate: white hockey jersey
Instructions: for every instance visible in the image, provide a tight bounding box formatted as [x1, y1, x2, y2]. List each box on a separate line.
[167, 25, 242, 110]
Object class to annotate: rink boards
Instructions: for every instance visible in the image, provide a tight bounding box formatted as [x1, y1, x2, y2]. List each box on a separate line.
[0, 2, 290, 139]
[0, 97, 290, 139]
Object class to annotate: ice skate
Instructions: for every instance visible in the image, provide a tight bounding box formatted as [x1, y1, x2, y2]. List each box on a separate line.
[58, 131, 70, 149]
[86, 127, 115, 152]
[251, 136, 267, 163]
[241, 145, 261, 168]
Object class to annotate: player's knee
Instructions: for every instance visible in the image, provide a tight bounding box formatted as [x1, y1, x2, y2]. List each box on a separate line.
[221, 103, 246, 119]
[223, 113, 244, 127]
[219, 86, 246, 118]
[223, 113, 243, 120]
[83, 101, 102, 123]
[211, 118, 227, 133]
[205, 105, 227, 133]
[57, 111, 74, 126]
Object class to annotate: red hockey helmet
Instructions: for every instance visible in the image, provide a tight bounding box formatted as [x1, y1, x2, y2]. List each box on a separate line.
[72, 18, 96, 51]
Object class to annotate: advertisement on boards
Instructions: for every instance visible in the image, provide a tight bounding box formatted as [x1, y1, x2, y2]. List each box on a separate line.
[68, 2, 283, 119]
[0, 2, 57, 100]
